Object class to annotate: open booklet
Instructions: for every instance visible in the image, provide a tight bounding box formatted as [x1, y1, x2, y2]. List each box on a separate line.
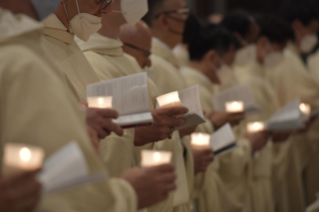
[87, 73, 153, 128]
[212, 84, 261, 114]
[266, 98, 307, 131]
[210, 123, 238, 156]
[38, 141, 107, 195]
[157, 85, 206, 130]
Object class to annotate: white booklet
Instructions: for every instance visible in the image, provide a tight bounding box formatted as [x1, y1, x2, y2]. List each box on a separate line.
[210, 123, 238, 156]
[266, 99, 306, 131]
[87, 73, 153, 128]
[156, 85, 206, 130]
[38, 141, 107, 195]
[212, 84, 261, 114]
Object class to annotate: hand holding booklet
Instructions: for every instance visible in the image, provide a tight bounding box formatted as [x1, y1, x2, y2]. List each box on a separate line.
[87, 73, 153, 128]
[156, 85, 206, 130]
[212, 84, 261, 114]
[210, 123, 238, 156]
[38, 141, 107, 195]
[266, 98, 307, 131]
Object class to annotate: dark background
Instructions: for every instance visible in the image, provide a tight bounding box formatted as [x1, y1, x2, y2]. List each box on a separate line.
[189, 0, 319, 22]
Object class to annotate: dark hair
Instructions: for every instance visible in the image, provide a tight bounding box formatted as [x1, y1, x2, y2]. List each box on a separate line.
[142, 0, 165, 27]
[183, 14, 202, 44]
[256, 14, 295, 44]
[280, 0, 319, 26]
[221, 10, 254, 39]
[189, 26, 239, 61]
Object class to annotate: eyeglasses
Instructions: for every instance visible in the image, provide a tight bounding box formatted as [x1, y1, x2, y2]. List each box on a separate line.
[155, 8, 190, 19]
[96, 0, 114, 9]
[123, 43, 152, 57]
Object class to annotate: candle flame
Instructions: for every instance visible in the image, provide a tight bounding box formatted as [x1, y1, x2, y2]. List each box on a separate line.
[299, 103, 311, 115]
[98, 98, 104, 105]
[153, 152, 162, 162]
[19, 147, 31, 162]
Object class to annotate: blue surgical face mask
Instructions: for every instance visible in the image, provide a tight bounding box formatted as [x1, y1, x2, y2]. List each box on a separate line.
[31, 0, 60, 21]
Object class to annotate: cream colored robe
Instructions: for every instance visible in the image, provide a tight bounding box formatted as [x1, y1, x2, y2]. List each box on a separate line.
[0, 8, 136, 212]
[234, 61, 284, 212]
[265, 43, 319, 211]
[173, 44, 190, 67]
[78, 34, 193, 212]
[41, 15, 135, 178]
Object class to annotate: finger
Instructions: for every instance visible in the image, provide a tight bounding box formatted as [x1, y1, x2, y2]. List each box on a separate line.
[100, 109, 119, 119]
[158, 106, 189, 117]
[96, 127, 109, 139]
[10, 178, 41, 202]
[101, 120, 123, 136]
[14, 193, 41, 211]
[152, 164, 175, 173]
[158, 173, 177, 184]
[161, 183, 177, 193]
[4, 170, 41, 187]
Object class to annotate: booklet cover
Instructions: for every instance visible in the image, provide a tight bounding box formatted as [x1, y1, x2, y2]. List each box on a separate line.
[210, 123, 238, 156]
[38, 141, 107, 195]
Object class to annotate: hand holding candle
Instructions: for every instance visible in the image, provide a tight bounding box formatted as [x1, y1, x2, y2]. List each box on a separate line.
[141, 150, 172, 167]
[157, 92, 182, 108]
[3, 143, 45, 176]
[225, 101, 244, 113]
[87, 96, 113, 109]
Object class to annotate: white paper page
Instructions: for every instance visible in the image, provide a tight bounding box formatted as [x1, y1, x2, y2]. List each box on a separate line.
[38, 141, 107, 195]
[87, 73, 150, 116]
[113, 112, 153, 126]
[212, 84, 260, 112]
[267, 99, 302, 123]
[178, 85, 205, 119]
[266, 99, 305, 130]
[210, 124, 237, 154]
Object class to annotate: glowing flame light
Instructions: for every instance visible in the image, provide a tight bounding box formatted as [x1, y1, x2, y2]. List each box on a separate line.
[19, 147, 31, 162]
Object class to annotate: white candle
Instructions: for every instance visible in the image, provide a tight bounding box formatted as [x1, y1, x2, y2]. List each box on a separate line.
[225, 101, 244, 113]
[191, 133, 210, 147]
[141, 150, 172, 167]
[247, 122, 266, 133]
[87, 96, 113, 109]
[157, 91, 182, 108]
[299, 103, 311, 115]
[3, 143, 45, 175]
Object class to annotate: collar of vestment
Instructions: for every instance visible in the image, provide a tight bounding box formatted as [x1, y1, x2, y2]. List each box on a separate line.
[76, 33, 123, 56]
[0, 8, 42, 43]
[42, 14, 74, 45]
[152, 37, 180, 68]
[181, 66, 214, 92]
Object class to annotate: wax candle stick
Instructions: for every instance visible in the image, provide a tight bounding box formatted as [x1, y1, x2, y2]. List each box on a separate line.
[141, 150, 172, 167]
[191, 133, 210, 148]
[157, 91, 182, 108]
[247, 122, 266, 133]
[225, 101, 244, 113]
[299, 103, 311, 115]
[3, 143, 45, 175]
[87, 96, 113, 109]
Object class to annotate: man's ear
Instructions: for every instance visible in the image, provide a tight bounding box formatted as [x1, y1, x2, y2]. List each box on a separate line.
[203, 49, 217, 64]
[256, 36, 268, 49]
[292, 19, 304, 36]
[156, 14, 170, 31]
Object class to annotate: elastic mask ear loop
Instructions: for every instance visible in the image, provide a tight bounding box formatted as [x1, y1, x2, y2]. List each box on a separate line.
[63, 2, 70, 22]
[74, 0, 81, 14]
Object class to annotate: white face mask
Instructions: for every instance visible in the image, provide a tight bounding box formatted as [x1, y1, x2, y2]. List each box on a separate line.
[300, 34, 318, 54]
[216, 64, 234, 85]
[63, 0, 102, 42]
[264, 52, 284, 68]
[234, 44, 256, 66]
[113, 0, 148, 25]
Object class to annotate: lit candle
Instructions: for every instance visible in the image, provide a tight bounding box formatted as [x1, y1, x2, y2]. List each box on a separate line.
[3, 143, 45, 175]
[247, 122, 266, 133]
[191, 133, 210, 148]
[141, 150, 172, 167]
[157, 92, 182, 108]
[87, 96, 113, 109]
[299, 103, 311, 115]
[225, 101, 244, 113]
